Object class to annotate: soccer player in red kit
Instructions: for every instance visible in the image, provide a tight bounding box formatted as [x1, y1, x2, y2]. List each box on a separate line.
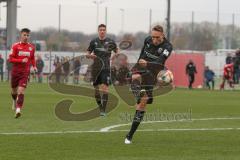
[220, 62, 234, 90]
[9, 28, 37, 118]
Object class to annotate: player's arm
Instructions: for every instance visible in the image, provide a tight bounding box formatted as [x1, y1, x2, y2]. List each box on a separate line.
[9, 45, 28, 63]
[86, 40, 97, 59]
[110, 41, 119, 60]
[138, 55, 147, 67]
[156, 43, 173, 66]
[138, 39, 148, 67]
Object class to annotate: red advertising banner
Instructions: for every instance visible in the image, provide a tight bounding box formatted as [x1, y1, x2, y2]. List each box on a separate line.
[166, 53, 205, 88]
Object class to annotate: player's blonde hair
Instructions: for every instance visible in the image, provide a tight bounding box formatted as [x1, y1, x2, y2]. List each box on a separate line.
[152, 25, 163, 32]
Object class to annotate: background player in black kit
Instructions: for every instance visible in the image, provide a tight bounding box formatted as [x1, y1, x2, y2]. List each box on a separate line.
[186, 60, 197, 89]
[125, 25, 173, 144]
[86, 24, 118, 116]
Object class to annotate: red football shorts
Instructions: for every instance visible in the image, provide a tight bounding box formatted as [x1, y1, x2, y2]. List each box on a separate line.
[11, 72, 29, 88]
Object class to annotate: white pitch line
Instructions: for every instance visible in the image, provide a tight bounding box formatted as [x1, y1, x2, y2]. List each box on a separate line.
[1, 127, 240, 136]
[100, 117, 240, 132]
[1, 117, 240, 136]
[0, 130, 109, 135]
[112, 128, 240, 132]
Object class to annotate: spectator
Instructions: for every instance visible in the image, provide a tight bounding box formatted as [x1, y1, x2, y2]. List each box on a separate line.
[233, 49, 240, 84]
[54, 56, 62, 83]
[30, 63, 37, 82]
[73, 57, 81, 84]
[115, 54, 129, 85]
[0, 54, 4, 82]
[204, 66, 215, 90]
[6, 58, 12, 82]
[36, 54, 44, 83]
[186, 60, 197, 89]
[62, 57, 70, 83]
[111, 66, 117, 85]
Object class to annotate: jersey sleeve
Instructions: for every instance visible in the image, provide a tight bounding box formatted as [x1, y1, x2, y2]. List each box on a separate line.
[9, 44, 22, 63]
[156, 42, 173, 65]
[162, 43, 173, 59]
[87, 40, 95, 53]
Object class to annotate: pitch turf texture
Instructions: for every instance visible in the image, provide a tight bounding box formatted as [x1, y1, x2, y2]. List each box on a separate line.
[0, 82, 240, 160]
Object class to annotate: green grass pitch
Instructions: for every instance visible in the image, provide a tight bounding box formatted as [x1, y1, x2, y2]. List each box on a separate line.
[0, 82, 240, 160]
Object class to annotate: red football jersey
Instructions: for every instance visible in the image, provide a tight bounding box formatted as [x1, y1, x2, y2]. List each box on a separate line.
[223, 63, 234, 78]
[9, 42, 36, 74]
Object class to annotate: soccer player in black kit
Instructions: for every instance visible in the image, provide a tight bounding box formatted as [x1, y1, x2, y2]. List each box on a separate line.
[186, 60, 197, 89]
[86, 24, 118, 116]
[125, 25, 173, 144]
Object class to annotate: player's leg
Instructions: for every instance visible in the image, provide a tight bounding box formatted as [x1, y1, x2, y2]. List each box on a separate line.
[11, 87, 18, 110]
[188, 75, 191, 89]
[211, 80, 215, 90]
[94, 85, 103, 113]
[15, 86, 25, 118]
[189, 74, 194, 89]
[125, 73, 147, 144]
[99, 70, 111, 116]
[15, 74, 29, 118]
[228, 79, 234, 89]
[206, 80, 210, 89]
[75, 74, 79, 84]
[0, 67, 3, 81]
[237, 70, 240, 84]
[10, 73, 18, 110]
[40, 72, 43, 83]
[73, 75, 75, 84]
[125, 65, 160, 144]
[233, 71, 237, 84]
[100, 84, 109, 116]
[56, 73, 61, 83]
[73, 74, 76, 84]
[38, 72, 43, 83]
[92, 68, 104, 114]
[37, 73, 40, 83]
[125, 90, 148, 144]
[17, 87, 25, 108]
[76, 75, 79, 84]
[73, 75, 76, 84]
[65, 72, 69, 83]
[220, 77, 226, 90]
[192, 74, 195, 88]
[64, 72, 67, 83]
[130, 73, 142, 103]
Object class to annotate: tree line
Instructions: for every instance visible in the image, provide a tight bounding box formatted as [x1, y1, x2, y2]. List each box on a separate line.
[28, 22, 240, 51]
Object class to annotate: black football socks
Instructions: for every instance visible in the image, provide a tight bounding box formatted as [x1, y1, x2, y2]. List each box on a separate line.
[95, 91, 103, 112]
[126, 110, 145, 140]
[102, 93, 108, 112]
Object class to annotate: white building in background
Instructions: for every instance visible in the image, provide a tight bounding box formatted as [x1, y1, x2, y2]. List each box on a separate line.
[205, 49, 236, 76]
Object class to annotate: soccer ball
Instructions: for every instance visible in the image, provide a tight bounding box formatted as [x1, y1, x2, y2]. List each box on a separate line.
[157, 69, 174, 85]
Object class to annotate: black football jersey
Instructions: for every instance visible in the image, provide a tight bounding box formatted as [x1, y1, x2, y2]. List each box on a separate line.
[138, 36, 173, 65]
[87, 37, 117, 69]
